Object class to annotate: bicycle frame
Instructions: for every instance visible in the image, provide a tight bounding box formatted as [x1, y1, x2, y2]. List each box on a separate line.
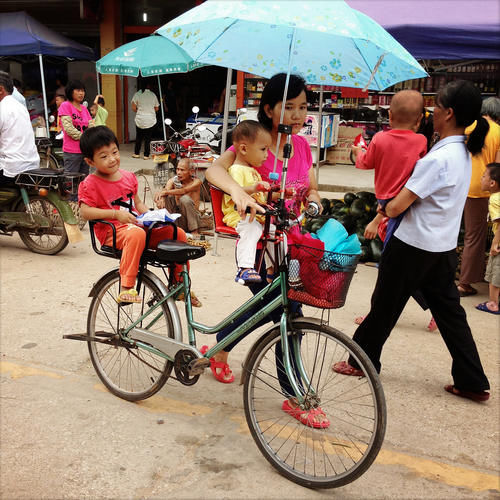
[119, 237, 313, 403]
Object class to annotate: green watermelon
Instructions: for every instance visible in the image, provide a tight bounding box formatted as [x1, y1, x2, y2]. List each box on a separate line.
[343, 192, 357, 206]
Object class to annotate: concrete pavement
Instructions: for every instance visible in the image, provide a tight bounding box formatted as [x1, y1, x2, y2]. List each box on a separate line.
[0, 143, 498, 499]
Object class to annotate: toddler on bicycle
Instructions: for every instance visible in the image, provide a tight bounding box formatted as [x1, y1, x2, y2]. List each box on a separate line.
[222, 120, 278, 285]
[78, 126, 201, 306]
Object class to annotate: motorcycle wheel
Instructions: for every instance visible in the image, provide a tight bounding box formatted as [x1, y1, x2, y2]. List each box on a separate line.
[18, 196, 69, 255]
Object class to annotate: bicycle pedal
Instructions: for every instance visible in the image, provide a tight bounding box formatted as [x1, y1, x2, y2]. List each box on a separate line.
[188, 356, 210, 376]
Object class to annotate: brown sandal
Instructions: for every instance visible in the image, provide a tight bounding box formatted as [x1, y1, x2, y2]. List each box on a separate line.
[444, 384, 489, 402]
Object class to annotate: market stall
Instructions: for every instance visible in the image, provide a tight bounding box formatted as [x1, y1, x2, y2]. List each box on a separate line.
[0, 11, 95, 135]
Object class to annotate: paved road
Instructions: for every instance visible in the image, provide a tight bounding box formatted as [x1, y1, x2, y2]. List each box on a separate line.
[1, 218, 498, 499]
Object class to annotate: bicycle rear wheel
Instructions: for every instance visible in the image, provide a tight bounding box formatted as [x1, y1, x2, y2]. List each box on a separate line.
[87, 271, 174, 401]
[243, 321, 386, 489]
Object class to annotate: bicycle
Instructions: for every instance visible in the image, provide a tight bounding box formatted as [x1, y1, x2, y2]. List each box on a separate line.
[65, 142, 386, 489]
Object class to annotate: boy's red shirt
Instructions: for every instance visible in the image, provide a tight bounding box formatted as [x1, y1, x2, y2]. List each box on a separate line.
[78, 169, 139, 244]
[356, 129, 427, 200]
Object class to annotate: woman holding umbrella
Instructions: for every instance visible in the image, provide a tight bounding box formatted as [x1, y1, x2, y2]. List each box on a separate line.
[204, 73, 327, 427]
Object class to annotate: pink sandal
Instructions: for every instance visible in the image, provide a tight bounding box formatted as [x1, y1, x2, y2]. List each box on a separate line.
[427, 317, 438, 332]
[282, 400, 330, 429]
[200, 345, 235, 384]
[332, 360, 365, 377]
[354, 316, 366, 325]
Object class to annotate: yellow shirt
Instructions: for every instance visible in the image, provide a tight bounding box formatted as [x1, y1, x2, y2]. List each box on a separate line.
[465, 119, 500, 198]
[222, 163, 266, 228]
[489, 192, 500, 235]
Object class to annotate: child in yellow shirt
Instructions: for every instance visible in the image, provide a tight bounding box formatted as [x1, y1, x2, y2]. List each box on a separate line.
[476, 162, 500, 314]
[221, 120, 273, 285]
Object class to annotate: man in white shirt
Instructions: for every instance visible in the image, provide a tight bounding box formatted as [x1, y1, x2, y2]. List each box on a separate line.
[131, 82, 159, 160]
[0, 71, 39, 181]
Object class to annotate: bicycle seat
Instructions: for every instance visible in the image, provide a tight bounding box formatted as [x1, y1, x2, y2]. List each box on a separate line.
[156, 240, 205, 263]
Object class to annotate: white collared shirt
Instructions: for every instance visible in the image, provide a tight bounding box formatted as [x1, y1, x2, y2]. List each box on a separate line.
[395, 135, 471, 252]
[0, 95, 39, 177]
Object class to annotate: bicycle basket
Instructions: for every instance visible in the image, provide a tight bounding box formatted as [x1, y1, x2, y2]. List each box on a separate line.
[287, 244, 359, 309]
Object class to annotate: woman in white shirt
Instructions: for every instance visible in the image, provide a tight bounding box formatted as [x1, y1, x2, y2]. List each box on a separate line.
[334, 80, 491, 403]
[131, 81, 159, 160]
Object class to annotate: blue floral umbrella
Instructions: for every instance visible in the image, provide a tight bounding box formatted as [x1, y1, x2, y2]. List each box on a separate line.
[156, 0, 427, 90]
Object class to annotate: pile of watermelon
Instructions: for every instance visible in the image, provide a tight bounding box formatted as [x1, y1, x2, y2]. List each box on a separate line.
[304, 191, 384, 263]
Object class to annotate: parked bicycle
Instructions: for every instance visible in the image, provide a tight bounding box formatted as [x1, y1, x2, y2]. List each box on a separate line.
[65, 151, 386, 487]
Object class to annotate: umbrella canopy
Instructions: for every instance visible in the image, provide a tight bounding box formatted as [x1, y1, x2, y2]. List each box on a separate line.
[156, 0, 427, 90]
[96, 34, 205, 77]
[0, 11, 95, 59]
[347, 0, 500, 60]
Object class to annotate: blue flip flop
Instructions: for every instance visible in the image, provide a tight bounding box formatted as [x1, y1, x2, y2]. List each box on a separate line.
[235, 268, 262, 285]
[475, 302, 500, 315]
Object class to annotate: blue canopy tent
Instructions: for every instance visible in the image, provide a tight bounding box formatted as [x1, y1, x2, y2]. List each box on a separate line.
[0, 11, 95, 134]
[346, 0, 500, 60]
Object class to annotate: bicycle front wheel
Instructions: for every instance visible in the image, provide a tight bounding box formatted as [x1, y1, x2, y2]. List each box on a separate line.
[243, 321, 386, 489]
[87, 271, 175, 401]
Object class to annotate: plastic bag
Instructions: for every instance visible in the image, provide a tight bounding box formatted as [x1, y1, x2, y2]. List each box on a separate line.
[136, 209, 181, 227]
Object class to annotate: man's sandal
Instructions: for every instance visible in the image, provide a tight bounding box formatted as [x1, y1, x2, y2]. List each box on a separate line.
[332, 360, 365, 377]
[282, 399, 330, 429]
[200, 345, 235, 384]
[444, 384, 490, 402]
[116, 289, 142, 304]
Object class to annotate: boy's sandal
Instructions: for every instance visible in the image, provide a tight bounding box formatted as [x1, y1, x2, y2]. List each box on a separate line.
[282, 400, 330, 429]
[200, 345, 235, 384]
[116, 289, 142, 304]
[444, 384, 490, 402]
[332, 360, 365, 377]
[235, 268, 262, 285]
[475, 302, 500, 315]
[176, 291, 202, 308]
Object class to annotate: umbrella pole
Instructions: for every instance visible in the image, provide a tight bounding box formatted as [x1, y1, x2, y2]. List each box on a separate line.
[316, 86, 324, 183]
[38, 54, 50, 137]
[221, 68, 232, 153]
[272, 27, 296, 180]
[157, 75, 166, 141]
[96, 69, 101, 95]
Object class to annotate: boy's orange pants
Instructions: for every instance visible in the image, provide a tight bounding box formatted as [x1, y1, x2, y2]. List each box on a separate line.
[104, 223, 187, 289]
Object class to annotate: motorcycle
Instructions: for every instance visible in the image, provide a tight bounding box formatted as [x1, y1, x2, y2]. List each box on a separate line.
[0, 168, 84, 255]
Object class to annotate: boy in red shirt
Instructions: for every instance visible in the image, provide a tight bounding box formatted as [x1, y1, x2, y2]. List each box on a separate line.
[78, 126, 200, 306]
[352, 90, 427, 243]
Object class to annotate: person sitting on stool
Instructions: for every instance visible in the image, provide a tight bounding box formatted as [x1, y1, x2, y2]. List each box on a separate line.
[154, 159, 203, 236]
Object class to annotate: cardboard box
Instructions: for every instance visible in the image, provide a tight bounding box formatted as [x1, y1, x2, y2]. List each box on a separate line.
[326, 126, 363, 165]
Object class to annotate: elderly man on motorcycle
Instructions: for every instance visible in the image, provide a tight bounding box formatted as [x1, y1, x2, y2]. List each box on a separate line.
[0, 71, 39, 184]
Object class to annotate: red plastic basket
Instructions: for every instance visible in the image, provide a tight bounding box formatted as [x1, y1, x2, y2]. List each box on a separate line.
[287, 244, 359, 309]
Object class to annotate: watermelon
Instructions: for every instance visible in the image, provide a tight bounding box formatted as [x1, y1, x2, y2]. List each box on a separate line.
[350, 198, 367, 217]
[320, 198, 331, 215]
[356, 191, 376, 204]
[343, 192, 357, 206]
